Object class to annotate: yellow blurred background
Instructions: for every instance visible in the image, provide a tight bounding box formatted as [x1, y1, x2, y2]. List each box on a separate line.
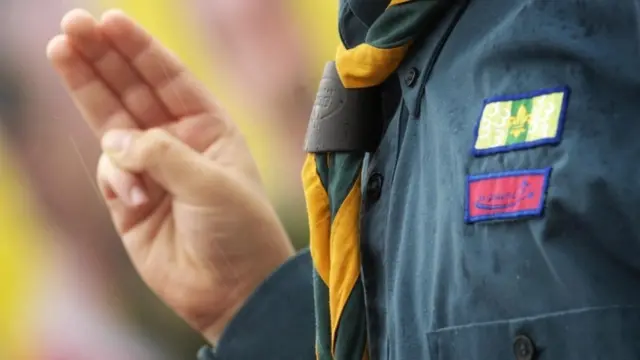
[0, 0, 337, 358]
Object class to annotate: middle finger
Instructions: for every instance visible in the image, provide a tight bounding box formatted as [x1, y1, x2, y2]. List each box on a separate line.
[61, 9, 172, 129]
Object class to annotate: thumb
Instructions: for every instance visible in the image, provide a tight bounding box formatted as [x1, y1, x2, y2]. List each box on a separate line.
[101, 128, 218, 204]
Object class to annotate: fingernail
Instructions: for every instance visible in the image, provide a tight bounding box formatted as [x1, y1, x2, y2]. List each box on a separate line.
[129, 186, 148, 206]
[102, 130, 132, 153]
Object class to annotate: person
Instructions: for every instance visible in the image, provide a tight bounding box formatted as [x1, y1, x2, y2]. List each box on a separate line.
[47, 1, 640, 359]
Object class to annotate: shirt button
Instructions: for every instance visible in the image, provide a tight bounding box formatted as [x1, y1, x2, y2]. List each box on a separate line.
[404, 67, 419, 87]
[365, 172, 384, 203]
[512, 335, 536, 360]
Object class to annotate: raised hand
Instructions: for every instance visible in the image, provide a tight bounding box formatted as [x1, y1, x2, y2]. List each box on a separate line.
[47, 9, 294, 342]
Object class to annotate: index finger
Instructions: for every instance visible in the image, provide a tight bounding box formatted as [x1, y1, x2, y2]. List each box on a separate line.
[47, 34, 137, 135]
[99, 10, 216, 119]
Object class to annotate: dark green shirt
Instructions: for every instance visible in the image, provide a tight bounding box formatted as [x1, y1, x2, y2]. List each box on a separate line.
[200, 0, 640, 358]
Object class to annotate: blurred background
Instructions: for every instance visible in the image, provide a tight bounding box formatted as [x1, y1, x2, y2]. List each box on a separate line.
[0, 0, 337, 358]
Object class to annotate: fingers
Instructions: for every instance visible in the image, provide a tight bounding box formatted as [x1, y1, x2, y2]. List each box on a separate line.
[97, 153, 148, 207]
[99, 10, 216, 118]
[101, 128, 219, 205]
[97, 154, 166, 236]
[60, 9, 172, 129]
[97, 152, 146, 235]
[47, 34, 137, 134]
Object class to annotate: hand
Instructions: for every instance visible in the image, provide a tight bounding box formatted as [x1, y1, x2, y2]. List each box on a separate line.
[47, 9, 294, 343]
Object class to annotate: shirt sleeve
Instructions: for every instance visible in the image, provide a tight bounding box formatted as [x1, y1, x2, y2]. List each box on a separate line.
[197, 249, 315, 360]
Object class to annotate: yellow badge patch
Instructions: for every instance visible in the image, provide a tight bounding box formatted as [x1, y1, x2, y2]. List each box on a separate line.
[472, 86, 570, 156]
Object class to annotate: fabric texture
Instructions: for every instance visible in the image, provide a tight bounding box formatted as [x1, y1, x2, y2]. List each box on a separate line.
[301, 1, 442, 359]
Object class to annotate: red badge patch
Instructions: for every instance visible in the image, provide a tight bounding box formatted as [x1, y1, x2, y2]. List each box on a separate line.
[465, 168, 551, 223]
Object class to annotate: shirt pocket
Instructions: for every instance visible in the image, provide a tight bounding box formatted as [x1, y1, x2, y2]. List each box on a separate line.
[427, 305, 640, 360]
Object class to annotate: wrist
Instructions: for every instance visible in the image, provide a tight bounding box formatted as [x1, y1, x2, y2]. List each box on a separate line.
[201, 299, 244, 345]
[200, 243, 295, 344]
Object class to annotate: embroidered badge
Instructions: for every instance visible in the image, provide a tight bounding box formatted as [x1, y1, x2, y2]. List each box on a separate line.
[464, 168, 552, 223]
[472, 86, 570, 156]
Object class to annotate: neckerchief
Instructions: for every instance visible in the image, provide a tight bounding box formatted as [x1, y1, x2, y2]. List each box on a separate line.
[302, 1, 445, 359]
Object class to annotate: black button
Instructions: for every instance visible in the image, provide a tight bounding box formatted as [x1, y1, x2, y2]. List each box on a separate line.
[513, 335, 535, 360]
[404, 67, 419, 87]
[365, 173, 384, 203]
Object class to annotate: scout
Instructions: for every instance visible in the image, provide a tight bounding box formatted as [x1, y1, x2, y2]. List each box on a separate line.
[48, 0, 640, 359]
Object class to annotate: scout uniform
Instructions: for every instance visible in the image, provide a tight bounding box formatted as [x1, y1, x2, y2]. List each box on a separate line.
[200, 0, 640, 359]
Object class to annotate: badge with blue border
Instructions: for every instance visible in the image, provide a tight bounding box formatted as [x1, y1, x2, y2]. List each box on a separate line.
[464, 168, 552, 223]
[472, 86, 570, 156]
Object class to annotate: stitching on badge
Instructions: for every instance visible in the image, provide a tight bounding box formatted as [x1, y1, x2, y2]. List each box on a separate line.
[464, 168, 552, 223]
[471, 86, 571, 157]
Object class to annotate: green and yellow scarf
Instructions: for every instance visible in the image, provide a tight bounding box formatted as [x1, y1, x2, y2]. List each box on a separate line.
[302, 1, 444, 359]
